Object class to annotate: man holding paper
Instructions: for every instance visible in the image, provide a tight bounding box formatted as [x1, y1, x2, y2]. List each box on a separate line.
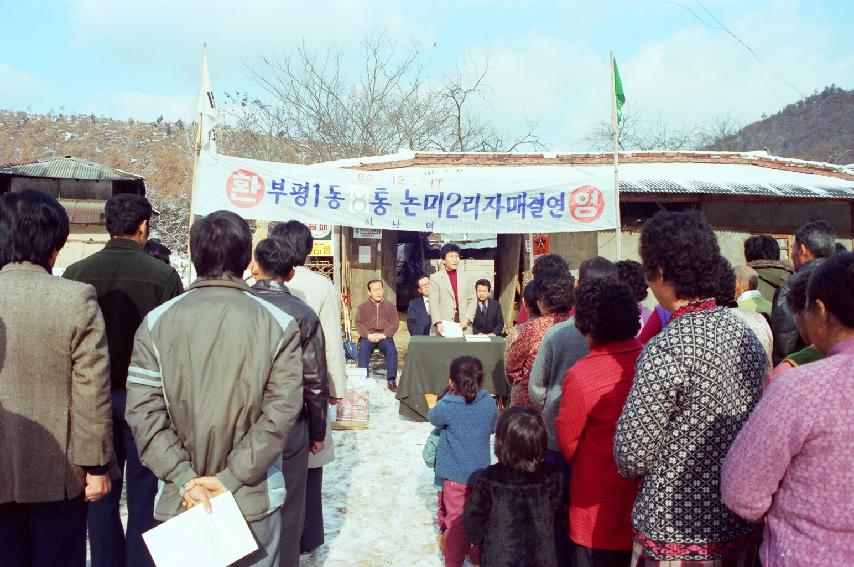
[430, 243, 477, 337]
[126, 211, 305, 567]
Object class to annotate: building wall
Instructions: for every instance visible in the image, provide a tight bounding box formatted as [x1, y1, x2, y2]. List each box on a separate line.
[11, 177, 114, 199]
[54, 224, 110, 272]
[702, 201, 851, 235]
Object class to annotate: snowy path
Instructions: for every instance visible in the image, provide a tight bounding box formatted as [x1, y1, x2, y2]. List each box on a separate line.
[301, 371, 453, 567]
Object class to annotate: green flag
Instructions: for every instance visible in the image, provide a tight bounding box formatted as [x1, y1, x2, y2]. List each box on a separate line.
[613, 57, 625, 125]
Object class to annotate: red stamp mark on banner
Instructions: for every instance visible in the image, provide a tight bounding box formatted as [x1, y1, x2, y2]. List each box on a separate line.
[226, 169, 265, 208]
[568, 185, 604, 223]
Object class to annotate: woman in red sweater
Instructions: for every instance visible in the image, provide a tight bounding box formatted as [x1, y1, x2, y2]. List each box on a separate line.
[556, 278, 643, 567]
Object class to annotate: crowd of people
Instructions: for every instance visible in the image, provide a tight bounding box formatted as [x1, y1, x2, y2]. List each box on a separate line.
[0, 189, 344, 567]
[424, 213, 854, 567]
[2, 185, 853, 567]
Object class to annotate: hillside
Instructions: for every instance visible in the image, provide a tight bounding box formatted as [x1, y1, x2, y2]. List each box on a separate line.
[705, 85, 854, 165]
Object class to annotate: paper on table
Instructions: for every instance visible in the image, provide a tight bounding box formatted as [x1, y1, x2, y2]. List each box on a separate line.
[142, 491, 258, 567]
[464, 335, 491, 342]
[441, 320, 463, 338]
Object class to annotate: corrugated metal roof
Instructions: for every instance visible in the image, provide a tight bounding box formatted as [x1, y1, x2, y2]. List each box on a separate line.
[351, 160, 854, 201]
[0, 156, 143, 181]
[58, 199, 106, 224]
[611, 162, 854, 199]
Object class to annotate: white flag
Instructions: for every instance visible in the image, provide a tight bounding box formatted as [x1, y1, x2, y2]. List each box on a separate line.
[198, 43, 218, 154]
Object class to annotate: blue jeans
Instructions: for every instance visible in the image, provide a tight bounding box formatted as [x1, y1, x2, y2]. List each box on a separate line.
[87, 389, 158, 567]
[357, 337, 398, 381]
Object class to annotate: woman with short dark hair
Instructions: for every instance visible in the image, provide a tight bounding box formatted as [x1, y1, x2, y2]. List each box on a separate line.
[723, 252, 854, 566]
[506, 270, 575, 409]
[614, 211, 766, 566]
[556, 279, 642, 567]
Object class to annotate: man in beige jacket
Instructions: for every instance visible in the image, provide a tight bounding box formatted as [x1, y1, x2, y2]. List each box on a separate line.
[0, 189, 112, 567]
[430, 243, 477, 336]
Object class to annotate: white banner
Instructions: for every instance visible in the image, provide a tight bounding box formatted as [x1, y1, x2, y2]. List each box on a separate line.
[194, 151, 617, 234]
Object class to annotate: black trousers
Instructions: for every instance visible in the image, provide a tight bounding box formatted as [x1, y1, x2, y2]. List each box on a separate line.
[280, 418, 310, 567]
[0, 495, 87, 567]
[573, 545, 631, 567]
[300, 467, 324, 553]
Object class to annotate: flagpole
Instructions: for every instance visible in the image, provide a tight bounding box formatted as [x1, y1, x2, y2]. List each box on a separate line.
[186, 43, 207, 287]
[610, 51, 623, 261]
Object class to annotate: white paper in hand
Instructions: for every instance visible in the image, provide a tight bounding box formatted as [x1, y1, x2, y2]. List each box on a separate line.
[441, 320, 463, 338]
[142, 491, 258, 567]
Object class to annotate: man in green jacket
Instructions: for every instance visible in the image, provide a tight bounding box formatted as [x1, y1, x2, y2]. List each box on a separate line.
[125, 211, 305, 567]
[64, 193, 182, 567]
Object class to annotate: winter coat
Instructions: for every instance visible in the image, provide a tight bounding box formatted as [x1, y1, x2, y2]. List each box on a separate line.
[286, 266, 346, 467]
[747, 259, 793, 306]
[251, 279, 329, 443]
[464, 463, 564, 567]
[527, 317, 590, 451]
[354, 297, 399, 338]
[771, 258, 824, 365]
[125, 276, 305, 522]
[63, 238, 183, 390]
[428, 390, 498, 484]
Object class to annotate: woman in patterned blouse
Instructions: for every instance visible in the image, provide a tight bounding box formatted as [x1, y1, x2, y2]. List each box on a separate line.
[723, 252, 854, 566]
[614, 211, 767, 567]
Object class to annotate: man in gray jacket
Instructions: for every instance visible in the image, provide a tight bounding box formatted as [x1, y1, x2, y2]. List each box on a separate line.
[250, 236, 329, 567]
[125, 211, 305, 567]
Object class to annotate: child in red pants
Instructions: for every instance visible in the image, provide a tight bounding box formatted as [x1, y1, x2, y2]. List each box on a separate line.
[428, 356, 498, 567]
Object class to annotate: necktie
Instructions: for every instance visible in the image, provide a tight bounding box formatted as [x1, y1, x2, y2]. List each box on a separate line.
[481, 301, 487, 315]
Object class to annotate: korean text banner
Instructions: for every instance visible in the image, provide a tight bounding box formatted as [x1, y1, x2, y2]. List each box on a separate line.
[194, 152, 617, 234]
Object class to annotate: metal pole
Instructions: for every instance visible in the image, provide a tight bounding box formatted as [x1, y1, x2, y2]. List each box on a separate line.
[610, 51, 623, 260]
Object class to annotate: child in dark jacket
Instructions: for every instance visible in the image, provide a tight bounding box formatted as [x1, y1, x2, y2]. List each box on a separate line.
[463, 406, 564, 567]
[428, 356, 499, 567]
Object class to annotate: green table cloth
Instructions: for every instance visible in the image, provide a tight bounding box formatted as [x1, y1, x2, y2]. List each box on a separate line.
[396, 336, 508, 421]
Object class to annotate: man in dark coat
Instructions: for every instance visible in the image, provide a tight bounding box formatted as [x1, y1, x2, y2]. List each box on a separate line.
[743, 234, 793, 305]
[406, 274, 432, 336]
[64, 193, 183, 567]
[250, 236, 329, 567]
[472, 279, 505, 335]
[770, 220, 835, 364]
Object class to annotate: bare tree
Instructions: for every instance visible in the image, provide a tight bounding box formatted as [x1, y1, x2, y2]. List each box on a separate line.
[229, 33, 544, 163]
[585, 106, 703, 151]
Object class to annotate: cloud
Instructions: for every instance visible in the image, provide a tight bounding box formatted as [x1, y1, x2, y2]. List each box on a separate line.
[463, 1, 854, 150]
[0, 64, 53, 111]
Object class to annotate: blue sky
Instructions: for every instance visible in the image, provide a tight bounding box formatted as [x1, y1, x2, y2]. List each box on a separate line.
[1, 0, 852, 150]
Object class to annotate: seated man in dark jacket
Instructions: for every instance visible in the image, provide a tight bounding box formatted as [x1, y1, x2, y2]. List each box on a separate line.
[770, 220, 835, 364]
[355, 280, 399, 391]
[472, 279, 505, 335]
[406, 275, 432, 336]
[250, 236, 329, 567]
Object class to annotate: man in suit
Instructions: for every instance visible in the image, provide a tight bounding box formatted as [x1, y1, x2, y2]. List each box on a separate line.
[0, 189, 113, 567]
[406, 274, 432, 336]
[64, 194, 183, 567]
[472, 278, 505, 335]
[429, 243, 477, 336]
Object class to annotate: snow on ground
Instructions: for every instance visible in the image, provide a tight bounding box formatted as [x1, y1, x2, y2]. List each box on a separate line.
[301, 362, 472, 567]
[107, 358, 475, 566]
